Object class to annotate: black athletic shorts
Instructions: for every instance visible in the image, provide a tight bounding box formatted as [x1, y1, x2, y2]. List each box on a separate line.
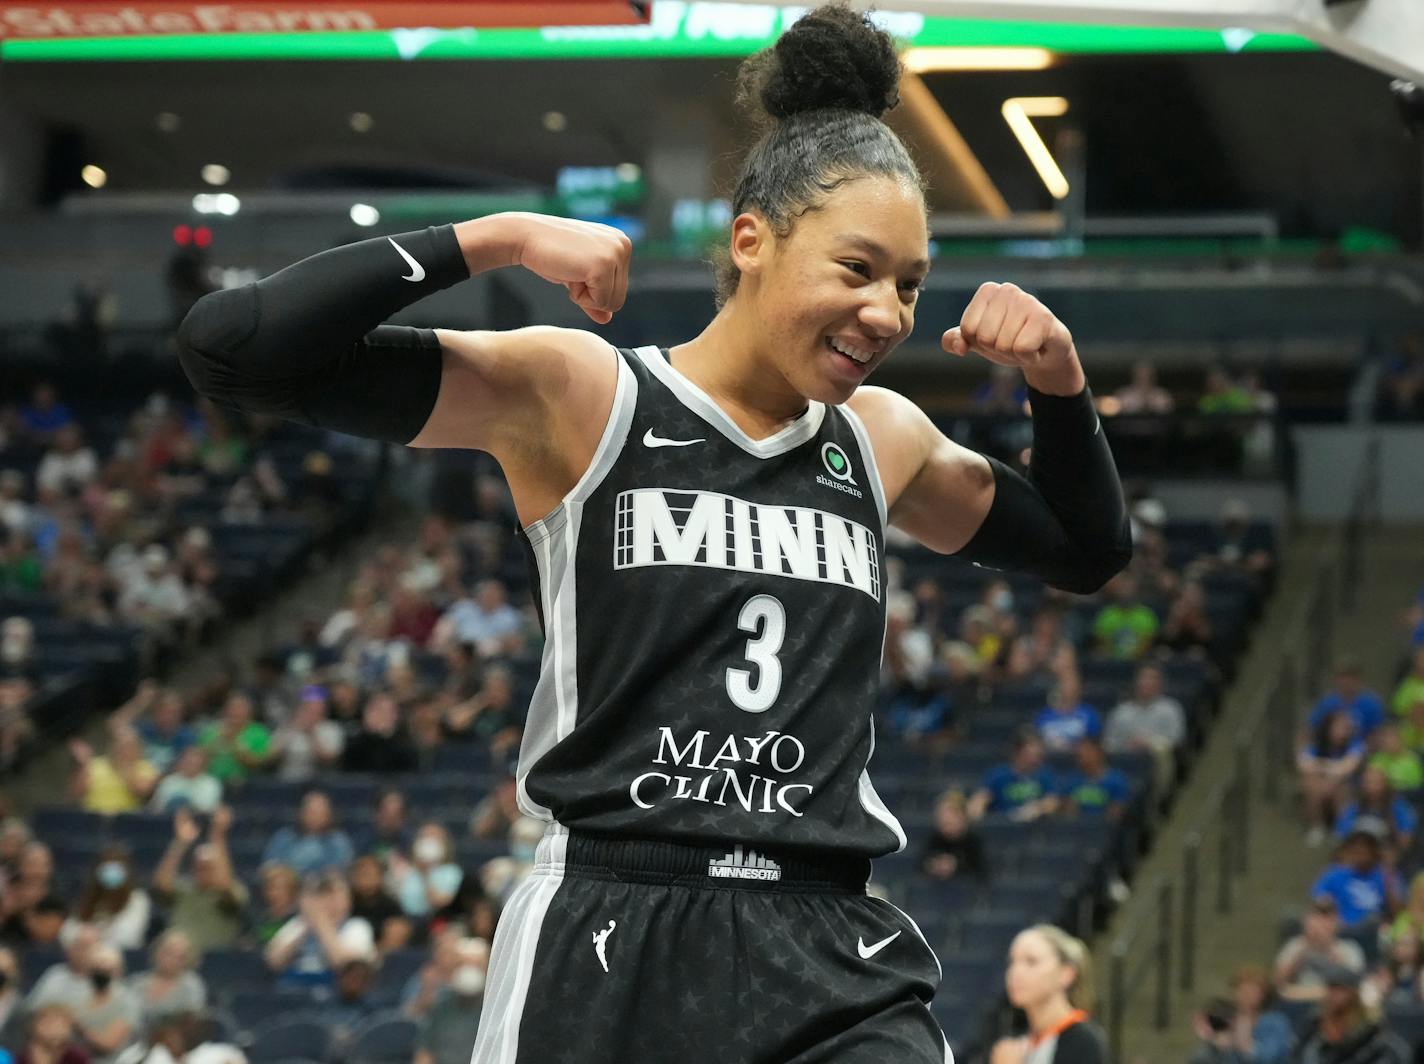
[469, 824, 953, 1064]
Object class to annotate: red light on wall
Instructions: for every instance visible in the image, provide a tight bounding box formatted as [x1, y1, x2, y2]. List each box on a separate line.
[172, 223, 192, 245]
[194, 226, 213, 248]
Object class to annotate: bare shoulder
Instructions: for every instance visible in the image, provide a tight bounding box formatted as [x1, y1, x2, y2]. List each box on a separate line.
[433, 324, 616, 404]
[846, 384, 992, 551]
[845, 385, 936, 501]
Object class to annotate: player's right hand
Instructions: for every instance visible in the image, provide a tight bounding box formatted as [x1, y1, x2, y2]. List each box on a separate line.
[507, 213, 632, 325]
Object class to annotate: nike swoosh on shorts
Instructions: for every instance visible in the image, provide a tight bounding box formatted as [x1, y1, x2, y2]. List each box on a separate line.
[857, 930, 902, 959]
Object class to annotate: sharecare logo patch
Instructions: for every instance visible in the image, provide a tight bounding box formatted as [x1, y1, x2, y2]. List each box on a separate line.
[613, 488, 880, 602]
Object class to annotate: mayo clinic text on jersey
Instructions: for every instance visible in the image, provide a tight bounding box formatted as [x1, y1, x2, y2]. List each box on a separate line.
[613, 488, 881, 602]
[629, 726, 814, 818]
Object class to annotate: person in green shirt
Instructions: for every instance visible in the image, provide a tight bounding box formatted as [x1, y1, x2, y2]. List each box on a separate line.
[199, 692, 273, 783]
[1392, 647, 1424, 718]
[0, 531, 43, 593]
[1092, 574, 1160, 661]
[1198, 367, 1254, 415]
[1399, 699, 1424, 753]
[1387, 871, 1424, 945]
[1369, 724, 1424, 792]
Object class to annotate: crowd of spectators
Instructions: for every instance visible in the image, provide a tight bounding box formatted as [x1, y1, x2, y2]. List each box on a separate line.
[0, 373, 1286, 1061]
[0, 440, 545, 1060]
[889, 495, 1275, 914]
[1189, 584, 1424, 1064]
[0, 380, 369, 777]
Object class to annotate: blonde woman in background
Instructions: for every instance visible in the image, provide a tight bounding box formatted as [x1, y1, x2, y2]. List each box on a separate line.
[993, 924, 1109, 1064]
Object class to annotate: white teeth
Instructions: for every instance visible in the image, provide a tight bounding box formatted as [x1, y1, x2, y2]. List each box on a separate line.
[828, 337, 872, 364]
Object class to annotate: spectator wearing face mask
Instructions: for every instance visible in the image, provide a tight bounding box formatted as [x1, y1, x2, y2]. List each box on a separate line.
[75, 848, 150, 951]
[391, 825, 463, 921]
[71, 944, 139, 1064]
[414, 937, 488, 1064]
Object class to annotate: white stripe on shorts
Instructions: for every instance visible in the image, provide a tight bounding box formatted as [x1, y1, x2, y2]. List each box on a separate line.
[468, 824, 569, 1064]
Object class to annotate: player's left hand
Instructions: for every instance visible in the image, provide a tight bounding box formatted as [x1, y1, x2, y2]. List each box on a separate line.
[943, 282, 1073, 367]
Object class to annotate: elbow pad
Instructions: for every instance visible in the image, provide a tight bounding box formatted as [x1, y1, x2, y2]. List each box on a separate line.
[178, 316, 444, 445]
[176, 223, 466, 444]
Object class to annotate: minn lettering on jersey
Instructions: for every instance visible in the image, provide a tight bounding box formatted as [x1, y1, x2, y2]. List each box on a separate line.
[613, 488, 881, 602]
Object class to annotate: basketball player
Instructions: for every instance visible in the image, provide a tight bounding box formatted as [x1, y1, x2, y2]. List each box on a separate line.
[176, 5, 1131, 1060]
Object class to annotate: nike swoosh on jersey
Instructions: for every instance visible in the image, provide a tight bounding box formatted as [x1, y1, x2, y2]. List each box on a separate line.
[643, 429, 706, 448]
[857, 930, 902, 959]
[388, 237, 426, 283]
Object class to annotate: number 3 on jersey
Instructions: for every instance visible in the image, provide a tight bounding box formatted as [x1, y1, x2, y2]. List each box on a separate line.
[725, 594, 786, 713]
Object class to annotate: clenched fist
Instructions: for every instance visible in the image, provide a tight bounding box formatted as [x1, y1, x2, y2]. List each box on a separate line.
[505, 212, 633, 326]
[944, 282, 1085, 395]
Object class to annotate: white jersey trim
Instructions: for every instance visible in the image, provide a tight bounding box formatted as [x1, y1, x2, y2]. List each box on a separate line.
[634, 345, 825, 459]
[839, 403, 888, 533]
[858, 716, 908, 852]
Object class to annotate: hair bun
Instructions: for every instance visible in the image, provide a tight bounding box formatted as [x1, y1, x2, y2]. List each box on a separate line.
[736, 2, 903, 125]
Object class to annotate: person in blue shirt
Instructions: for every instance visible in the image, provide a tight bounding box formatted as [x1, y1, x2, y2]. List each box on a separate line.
[1225, 964, 1294, 1064]
[18, 382, 75, 441]
[1298, 709, 1366, 848]
[262, 790, 355, 876]
[1334, 765, 1418, 855]
[1310, 819, 1403, 928]
[1034, 671, 1102, 753]
[1060, 739, 1131, 821]
[969, 727, 1059, 822]
[1308, 658, 1385, 742]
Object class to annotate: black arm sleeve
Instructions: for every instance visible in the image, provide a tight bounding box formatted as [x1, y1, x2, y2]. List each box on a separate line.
[956, 385, 1132, 595]
[175, 223, 471, 445]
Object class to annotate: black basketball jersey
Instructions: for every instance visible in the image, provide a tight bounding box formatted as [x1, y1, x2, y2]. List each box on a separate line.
[514, 344, 906, 859]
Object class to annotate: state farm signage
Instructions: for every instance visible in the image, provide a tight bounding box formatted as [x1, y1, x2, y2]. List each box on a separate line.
[0, 0, 647, 36]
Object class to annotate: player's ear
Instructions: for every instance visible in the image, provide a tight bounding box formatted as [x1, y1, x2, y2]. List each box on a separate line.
[729, 211, 770, 278]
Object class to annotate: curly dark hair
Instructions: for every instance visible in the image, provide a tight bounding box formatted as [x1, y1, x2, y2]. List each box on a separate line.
[710, 1, 927, 310]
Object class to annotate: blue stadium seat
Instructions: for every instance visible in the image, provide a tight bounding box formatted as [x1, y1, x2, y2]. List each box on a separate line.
[229, 990, 317, 1032]
[956, 911, 1029, 956]
[201, 949, 273, 996]
[31, 807, 106, 838]
[345, 1012, 419, 1064]
[374, 949, 425, 1000]
[247, 1018, 331, 1063]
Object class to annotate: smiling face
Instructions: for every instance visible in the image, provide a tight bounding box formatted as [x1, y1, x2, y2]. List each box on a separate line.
[731, 174, 929, 405]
